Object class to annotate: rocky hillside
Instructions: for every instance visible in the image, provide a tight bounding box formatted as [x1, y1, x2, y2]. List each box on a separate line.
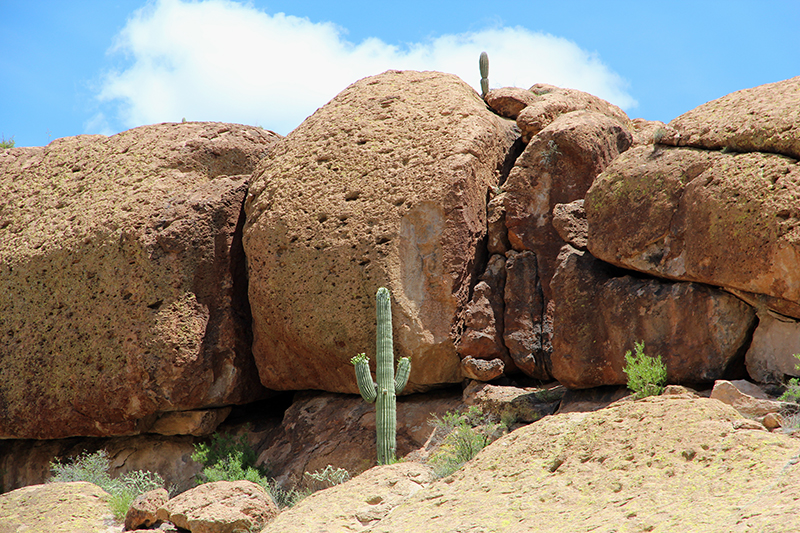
[0, 70, 799, 531]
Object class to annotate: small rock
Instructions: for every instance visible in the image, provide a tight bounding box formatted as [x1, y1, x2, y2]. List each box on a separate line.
[662, 385, 699, 398]
[463, 380, 563, 423]
[733, 419, 768, 431]
[125, 487, 169, 531]
[761, 412, 784, 430]
[710, 380, 783, 417]
[552, 200, 587, 250]
[485, 87, 539, 119]
[461, 357, 505, 381]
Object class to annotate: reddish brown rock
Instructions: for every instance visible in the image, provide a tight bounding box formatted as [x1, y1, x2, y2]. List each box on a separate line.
[630, 118, 668, 146]
[709, 380, 783, 417]
[460, 357, 505, 381]
[0, 123, 277, 439]
[486, 193, 510, 255]
[503, 250, 550, 380]
[585, 145, 800, 319]
[244, 70, 517, 394]
[457, 281, 507, 364]
[462, 381, 563, 423]
[662, 76, 800, 159]
[516, 85, 631, 142]
[504, 110, 632, 300]
[156, 480, 279, 533]
[550, 246, 756, 389]
[484, 87, 539, 119]
[552, 199, 588, 250]
[125, 488, 169, 531]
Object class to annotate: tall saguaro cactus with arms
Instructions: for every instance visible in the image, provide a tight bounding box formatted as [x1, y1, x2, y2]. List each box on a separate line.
[351, 287, 412, 465]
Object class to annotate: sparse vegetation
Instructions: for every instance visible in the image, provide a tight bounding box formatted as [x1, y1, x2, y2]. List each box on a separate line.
[49, 449, 165, 521]
[540, 139, 561, 166]
[192, 430, 307, 508]
[427, 406, 507, 479]
[779, 354, 800, 404]
[623, 340, 668, 399]
[0, 135, 14, 149]
[304, 464, 351, 492]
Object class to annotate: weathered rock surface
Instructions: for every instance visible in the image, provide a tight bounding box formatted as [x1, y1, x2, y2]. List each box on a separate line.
[148, 407, 233, 437]
[552, 199, 587, 250]
[0, 122, 277, 439]
[709, 379, 784, 417]
[662, 76, 800, 159]
[261, 462, 435, 533]
[516, 84, 631, 142]
[745, 313, 800, 383]
[484, 87, 539, 119]
[504, 110, 632, 300]
[460, 356, 505, 381]
[255, 389, 463, 489]
[550, 246, 756, 389]
[243, 70, 517, 394]
[456, 281, 507, 365]
[157, 480, 278, 533]
[0, 482, 115, 533]
[125, 488, 169, 531]
[585, 139, 800, 320]
[462, 381, 564, 423]
[258, 397, 800, 533]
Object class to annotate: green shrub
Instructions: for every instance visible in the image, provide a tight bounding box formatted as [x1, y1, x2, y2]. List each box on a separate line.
[0, 136, 14, 149]
[304, 464, 351, 492]
[49, 450, 165, 521]
[623, 341, 668, 399]
[779, 354, 800, 403]
[427, 407, 506, 478]
[192, 430, 307, 508]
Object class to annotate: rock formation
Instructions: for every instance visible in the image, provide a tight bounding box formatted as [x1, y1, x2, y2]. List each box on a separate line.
[243, 70, 517, 393]
[0, 122, 278, 439]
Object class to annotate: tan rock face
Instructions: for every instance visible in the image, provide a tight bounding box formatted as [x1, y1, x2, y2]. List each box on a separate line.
[663, 76, 800, 159]
[586, 145, 800, 318]
[550, 246, 756, 389]
[745, 313, 800, 383]
[157, 480, 278, 533]
[709, 380, 783, 417]
[0, 123, 278, 438]
[125, 488, 169, 530]
[0, 482, 113, 532]
[244, 70, 517, 393]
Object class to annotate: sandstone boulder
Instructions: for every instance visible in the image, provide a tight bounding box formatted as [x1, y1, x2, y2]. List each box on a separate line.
[0, 482, 114, 532]
[0, 123, 277, 438]
[462, 381, 563, 424]
[709, 380, 784, 417]
[125, 488, 169, 531]
[504, 110, 632, 300]
[516, 84, 631, 142]
[456, 281, 507, 364]
[550, 246, 756, 389]
[484, 87, 539, 119]
[156, 480, 278, 533]
[745, 313, 800, 383]
[585, 145, 800, 319]
[244, 70, 517, 393]
[552, 199, 588, 249]
[662, 76, 800, 159]
[460, 356, 505, 381]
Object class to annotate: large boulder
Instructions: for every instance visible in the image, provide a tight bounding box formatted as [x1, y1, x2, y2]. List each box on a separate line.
[0, 482, 114, 532]
[0, 123, 278, 438]
[156, 480, 279, 533]
[662, 76, 800, 159]
[550, 246, 756, 389]
[585, 144, 800, 319]
[243, 70, 517, 393]
[745, 313, 800, 383]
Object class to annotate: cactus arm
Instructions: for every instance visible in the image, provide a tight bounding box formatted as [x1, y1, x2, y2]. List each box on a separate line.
[351, 353, 377, 403]
[394, 357, 411, 394]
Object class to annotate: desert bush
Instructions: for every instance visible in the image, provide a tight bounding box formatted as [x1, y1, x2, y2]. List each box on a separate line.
[779, 354, 800, 404]
[304, 464, 351, 492]
[427, 407, 507, 478]
[623, 341, 668, 399]
[0, 135, 14, 149]
[49, 449, 165, 521]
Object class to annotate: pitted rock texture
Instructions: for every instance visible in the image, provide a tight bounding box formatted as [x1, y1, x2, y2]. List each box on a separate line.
[745, 313, 800, 383]
[662, 76, 800, 159]
[550, 246, 756, 389]
[0, 482, 114, 532]
[244, 70, 517, 394]
[0, 122, 277, 438]
[585, 144, 800, 318]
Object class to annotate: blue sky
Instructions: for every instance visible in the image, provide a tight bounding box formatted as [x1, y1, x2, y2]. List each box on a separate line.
[1, 0, 798, 147]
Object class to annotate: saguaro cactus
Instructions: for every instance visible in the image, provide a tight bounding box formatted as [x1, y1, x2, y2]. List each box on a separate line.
[351, 287, 411, 465]
[479, 51, 489, 98]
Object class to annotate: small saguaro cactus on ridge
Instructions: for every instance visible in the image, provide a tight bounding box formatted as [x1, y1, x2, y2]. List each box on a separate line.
[351, 287, 412, 465]
[479, 51, 489, 98]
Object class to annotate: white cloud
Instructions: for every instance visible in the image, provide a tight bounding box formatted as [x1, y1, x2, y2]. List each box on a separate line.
[95, 0, 637, 136]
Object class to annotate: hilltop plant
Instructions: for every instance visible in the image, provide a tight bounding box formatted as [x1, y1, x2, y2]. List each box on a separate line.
[427, 406, 507, 478]
[479, 51, 489, 98]
[623, 340, 668, 399]
[779, 354, 800, 403]
[352, 287, 411, 465]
